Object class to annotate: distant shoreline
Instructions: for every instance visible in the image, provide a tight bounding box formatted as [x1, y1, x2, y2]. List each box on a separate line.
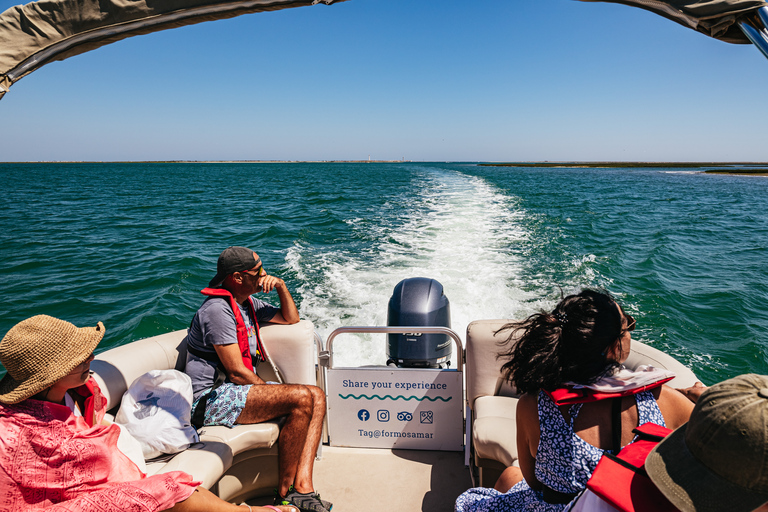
[480, 162, 768, 168]
[2, 161, 768, 176]
[0, 160, 411, 164]
[479, 162, 768, 176]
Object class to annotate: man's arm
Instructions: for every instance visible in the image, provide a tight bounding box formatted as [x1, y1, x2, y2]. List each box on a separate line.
[214, 343, 265, 385]
[258, 275, 300, 325]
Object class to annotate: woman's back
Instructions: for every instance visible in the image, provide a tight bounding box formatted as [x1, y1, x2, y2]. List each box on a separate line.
[533, 389, 665, 495]
[563, 385, 692, 450]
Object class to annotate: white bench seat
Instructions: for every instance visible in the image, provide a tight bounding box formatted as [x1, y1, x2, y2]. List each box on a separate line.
[91, 320, 317, 502]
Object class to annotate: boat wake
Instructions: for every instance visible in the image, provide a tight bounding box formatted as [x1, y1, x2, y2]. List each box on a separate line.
[285, 165, 540, 367]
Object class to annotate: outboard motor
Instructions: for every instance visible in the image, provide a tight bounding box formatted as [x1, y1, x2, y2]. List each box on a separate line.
[386, 277, 452, 368]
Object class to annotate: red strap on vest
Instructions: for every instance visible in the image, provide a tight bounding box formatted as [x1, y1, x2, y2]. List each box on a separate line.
[586, 422, 680, 512]
[545, 376, 674, 406]
[201, 288, 267, 370]
[70, 378, 103, 427]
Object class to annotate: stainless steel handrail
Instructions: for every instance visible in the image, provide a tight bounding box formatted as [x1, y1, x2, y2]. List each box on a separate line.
[739, 6, 768, 61]
[323, 326, 464, 369]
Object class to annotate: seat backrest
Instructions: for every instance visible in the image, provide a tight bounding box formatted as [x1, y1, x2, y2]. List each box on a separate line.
[624, 340, 699, 389]
[91, 320, 317, 410]
[466, 319, 519, 411]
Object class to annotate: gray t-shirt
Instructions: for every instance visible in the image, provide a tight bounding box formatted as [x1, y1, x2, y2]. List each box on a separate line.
[185, 296, 280, 400]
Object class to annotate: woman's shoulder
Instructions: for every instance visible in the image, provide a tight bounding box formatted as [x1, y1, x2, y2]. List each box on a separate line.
[517, 391, 544, 410]
[516, 392, 545, 431]
[653, 384, 694, 429]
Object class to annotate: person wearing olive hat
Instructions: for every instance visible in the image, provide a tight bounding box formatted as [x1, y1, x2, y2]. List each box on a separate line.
[566, 375, 768, 512]
[646, 373, 768, 512]
[0, 315, 296, 512]
[185, 246, 331, 512]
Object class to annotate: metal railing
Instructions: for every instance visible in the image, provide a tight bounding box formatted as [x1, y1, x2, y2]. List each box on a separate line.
[740, 6, 768, 61]
[322, 326, 464, 370]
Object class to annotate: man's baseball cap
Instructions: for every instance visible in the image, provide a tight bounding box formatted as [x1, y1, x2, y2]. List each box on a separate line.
[208, 246, 260, 288]
[646, 373, 768, 512]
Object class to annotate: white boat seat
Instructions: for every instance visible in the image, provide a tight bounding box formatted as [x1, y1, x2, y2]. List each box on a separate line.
[472, 395, 518, 468]
[145, 441, 234, 489]
[91, 320, 318, 502]
[198, 422, 281, 456]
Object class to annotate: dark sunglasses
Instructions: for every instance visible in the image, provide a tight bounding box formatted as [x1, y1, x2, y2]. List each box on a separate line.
[624, 313, 636, 332]
[618, 304, 636, 332]
[241, 266, 265, 278]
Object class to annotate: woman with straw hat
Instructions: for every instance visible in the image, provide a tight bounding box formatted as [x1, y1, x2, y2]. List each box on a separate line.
[0, 315, 296, 512]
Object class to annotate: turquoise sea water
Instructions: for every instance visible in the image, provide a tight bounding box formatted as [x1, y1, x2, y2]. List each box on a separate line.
[1, 162, 767, 384]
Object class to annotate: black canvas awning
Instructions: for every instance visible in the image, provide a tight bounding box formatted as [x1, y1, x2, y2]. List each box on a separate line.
[579, 0, 767, 43]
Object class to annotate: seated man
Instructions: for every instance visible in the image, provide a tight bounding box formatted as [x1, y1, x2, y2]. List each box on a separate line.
[185, 246, 329, 512]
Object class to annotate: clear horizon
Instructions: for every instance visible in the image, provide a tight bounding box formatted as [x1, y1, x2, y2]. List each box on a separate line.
[1, 0, 767, 162]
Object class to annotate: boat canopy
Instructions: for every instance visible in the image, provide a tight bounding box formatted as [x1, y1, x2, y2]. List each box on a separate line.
[0, 0, 345, 100]
[0, 0, 766, 101]
[580, 0, 767, 43]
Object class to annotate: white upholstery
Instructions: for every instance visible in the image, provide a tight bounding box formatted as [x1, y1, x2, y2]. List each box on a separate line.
[465, 320, 513, 411]
[91, 320, 317, 501]
[472, 395, 518, 468]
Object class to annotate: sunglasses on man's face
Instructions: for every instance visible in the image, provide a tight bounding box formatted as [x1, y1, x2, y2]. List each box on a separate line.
[241, 266, 265, 278]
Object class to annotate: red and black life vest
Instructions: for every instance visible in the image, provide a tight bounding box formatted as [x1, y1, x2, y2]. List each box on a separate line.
[199, 287, 267, 369]
[540, 375, 674, 506]
[585, 422, 680, 512]
[189, 289, 268, 429]
[545, 375, 674, 406]
[69, 377, 104, 427]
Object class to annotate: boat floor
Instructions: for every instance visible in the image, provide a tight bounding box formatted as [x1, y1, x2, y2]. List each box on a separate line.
[248, 446, 472, 511]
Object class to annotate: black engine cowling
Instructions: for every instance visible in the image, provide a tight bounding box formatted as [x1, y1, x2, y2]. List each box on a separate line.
[386, 277, 452, 368]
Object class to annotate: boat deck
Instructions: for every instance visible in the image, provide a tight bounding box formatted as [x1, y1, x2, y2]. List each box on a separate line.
[248, 446, 472, 511]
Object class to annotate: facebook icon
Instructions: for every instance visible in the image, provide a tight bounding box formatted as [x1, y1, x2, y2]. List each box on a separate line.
[358, 409, 370, 421]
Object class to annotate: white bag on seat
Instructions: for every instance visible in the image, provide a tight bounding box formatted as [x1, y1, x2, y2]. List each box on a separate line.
[115, 369, 200, 459]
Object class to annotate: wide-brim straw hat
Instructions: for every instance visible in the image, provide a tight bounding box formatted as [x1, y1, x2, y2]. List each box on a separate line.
[0, 315, 105, 404]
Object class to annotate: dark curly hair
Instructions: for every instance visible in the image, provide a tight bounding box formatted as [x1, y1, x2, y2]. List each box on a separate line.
[498, 289, 626, 394]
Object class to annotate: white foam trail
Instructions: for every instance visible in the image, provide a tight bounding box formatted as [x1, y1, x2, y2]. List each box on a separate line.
[285, 167, 541, 367]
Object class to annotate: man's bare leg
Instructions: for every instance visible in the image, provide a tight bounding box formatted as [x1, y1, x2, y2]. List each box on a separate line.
[235, 384, 314, 497]
[292, 385, 326, 493]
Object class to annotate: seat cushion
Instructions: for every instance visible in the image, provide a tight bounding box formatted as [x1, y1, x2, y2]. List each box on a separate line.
[198, 422, 280, 457]
[472, 395, 519, 468]
[147, 441, 234, 489]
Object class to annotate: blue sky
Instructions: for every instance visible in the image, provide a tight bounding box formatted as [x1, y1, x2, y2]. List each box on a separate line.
[1, 0, 767, 162]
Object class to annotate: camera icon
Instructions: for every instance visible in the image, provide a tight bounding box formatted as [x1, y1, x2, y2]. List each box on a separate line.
[377, 410, 390, 422]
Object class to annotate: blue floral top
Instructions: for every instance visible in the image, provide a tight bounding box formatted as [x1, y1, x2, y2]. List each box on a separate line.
[455, 390, 665, 512]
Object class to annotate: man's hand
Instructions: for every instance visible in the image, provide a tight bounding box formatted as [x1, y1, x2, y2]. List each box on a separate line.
[258, 272, 300, 325]
[677, 381, 707, 404]
[257, 274, 286, 294]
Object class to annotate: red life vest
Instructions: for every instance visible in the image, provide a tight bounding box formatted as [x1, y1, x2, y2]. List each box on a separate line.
[200, 287, 267, 371]
[545, 375, 674, 406]
[584, 422, 680, 512]
[69, 377, 106, 427]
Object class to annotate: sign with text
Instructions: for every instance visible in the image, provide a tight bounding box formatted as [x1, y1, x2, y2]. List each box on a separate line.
[326, 367, 463, 451]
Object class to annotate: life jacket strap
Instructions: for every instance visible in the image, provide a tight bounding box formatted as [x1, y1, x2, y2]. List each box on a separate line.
[542, 486, 578, 505]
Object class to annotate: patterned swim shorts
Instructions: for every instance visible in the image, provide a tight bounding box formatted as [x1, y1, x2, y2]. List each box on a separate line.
[192, 383, 252, 428]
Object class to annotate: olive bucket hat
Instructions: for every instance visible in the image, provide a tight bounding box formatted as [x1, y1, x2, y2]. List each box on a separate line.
[0, 315, 104, 404]
[645, 374, 768, 512]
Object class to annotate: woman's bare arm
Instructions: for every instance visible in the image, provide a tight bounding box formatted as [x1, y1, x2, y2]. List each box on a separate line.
[516, 393, 543, 491]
